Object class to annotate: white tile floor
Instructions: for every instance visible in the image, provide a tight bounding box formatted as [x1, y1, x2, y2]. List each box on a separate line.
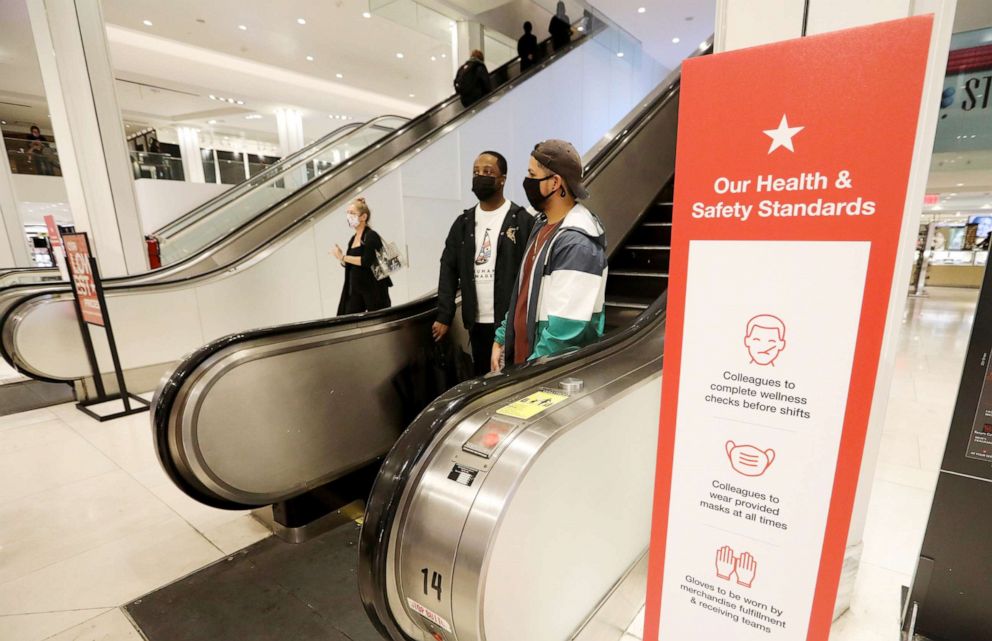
[0, 359, 25, 385]
[0, 401, 269, 640]
[0, 287, 978, 640]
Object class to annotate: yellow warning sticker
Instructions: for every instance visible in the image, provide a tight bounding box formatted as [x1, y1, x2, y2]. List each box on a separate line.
[496, 390, 569, 419]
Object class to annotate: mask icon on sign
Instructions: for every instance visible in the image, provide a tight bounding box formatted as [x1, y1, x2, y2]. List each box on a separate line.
[726, 441, 775, 477]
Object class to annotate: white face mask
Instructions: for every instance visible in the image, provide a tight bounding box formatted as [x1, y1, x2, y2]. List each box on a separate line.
[347, 214, 360, 228]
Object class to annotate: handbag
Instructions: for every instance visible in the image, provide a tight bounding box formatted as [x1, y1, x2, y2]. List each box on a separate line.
[372, 240, 407, 281]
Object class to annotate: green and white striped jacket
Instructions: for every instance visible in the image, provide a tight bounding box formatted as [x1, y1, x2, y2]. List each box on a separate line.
[495, 203, 608, 364]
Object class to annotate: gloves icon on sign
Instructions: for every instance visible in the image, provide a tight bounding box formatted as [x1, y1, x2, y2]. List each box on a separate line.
[726, 441, 775, 477]
[715, 545, 736, 580]
[714, 546, 758, 588]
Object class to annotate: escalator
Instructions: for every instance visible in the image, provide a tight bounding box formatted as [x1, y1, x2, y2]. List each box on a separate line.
[145, 117, 404, 267]
[355, 44, 706, 641]
[0, 18, 605, 394]
[0, 267, 62, 288]
[151, 38, 694, 539]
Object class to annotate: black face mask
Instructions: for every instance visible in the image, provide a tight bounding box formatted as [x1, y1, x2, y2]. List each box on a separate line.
[523, 175, 556, 212]
[472, 175, 500, 201]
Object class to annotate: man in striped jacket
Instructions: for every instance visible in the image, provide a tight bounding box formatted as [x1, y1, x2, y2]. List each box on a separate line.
[491, 139, 607, 371]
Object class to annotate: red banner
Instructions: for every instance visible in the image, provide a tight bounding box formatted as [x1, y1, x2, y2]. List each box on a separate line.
[63, 233, 104, 327]
[644, 16, 932, 641]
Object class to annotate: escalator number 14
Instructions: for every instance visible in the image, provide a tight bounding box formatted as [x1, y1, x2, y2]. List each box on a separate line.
[421, 568, 443, 601]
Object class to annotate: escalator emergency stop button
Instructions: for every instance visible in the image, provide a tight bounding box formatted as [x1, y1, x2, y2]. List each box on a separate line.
[463, 418, 516, 458]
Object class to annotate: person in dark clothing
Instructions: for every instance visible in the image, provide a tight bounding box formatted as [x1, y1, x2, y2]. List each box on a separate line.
[27, 125, 54, 176]
[454, 49, 494, 108]
[549, 1, 572, 51]
[333, 197, 392, 315]
[433, 151, 534, 376]
[518, 21, 539, 72]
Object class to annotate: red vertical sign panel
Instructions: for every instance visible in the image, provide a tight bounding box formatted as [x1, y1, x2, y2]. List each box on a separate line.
[63, 233, 104, 327]
[644, 17, 932, 641]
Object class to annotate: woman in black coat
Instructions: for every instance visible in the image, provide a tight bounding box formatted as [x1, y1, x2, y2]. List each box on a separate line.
[333, 197, 392, 315]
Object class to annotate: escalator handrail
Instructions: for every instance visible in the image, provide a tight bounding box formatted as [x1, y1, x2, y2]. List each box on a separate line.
[0, 20, 604, 381]
[150, 291, 444, 509]
[149, 120, 368, 240]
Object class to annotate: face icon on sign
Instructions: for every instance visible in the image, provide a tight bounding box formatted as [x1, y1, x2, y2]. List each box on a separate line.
[744, 314, 786, 366]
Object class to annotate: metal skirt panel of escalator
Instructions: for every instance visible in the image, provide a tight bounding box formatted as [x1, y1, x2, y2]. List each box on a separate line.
[153, 294, 473, 508]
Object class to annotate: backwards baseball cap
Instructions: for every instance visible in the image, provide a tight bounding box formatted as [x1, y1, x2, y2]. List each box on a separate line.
[531, 139, 589, 200]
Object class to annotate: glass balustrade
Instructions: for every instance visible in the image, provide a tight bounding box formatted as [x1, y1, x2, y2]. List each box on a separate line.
[155, 116, 407, 265]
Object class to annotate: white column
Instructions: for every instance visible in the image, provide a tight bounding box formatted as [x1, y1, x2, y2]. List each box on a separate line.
[275, 108, 304, 158]
[456, 20, 485, 69]
[715, 0, 956, 620]
[0, 134, 31, 266]
[275, 108, 305, 187]
[176, 127, 205, 184]
[27, 0, 147, 276]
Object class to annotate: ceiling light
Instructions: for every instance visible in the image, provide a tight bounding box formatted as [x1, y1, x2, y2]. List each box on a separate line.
[956, 183, 965, 187]
[396, 52, 405, 59]
[672, 37, 680, 44]
[297, 18, 306, 25]
[0, 120, 5, 125]
[209, 94, 216, 99]
[441, 53, 446, 58]
[362, 11, 371, 18]
[430, 56, 436, 61]
[306, 55, 315, 61]
[245, 114, 262, 120]
[143, 19, 153, 27]
[638, 7, 646, 13]
[409, 93, 415, 98]
[616, 52, 625, 58]
[207, 119, 217, 124]
[238, 24, 247, 31]
[336, 73, 344, 79]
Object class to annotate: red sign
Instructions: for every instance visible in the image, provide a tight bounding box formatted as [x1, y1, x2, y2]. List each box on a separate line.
[644, 17, 932, 641]
[923, 193, 939, 206]
[43, 215, 69, 280]
[63, 233, 104, 327]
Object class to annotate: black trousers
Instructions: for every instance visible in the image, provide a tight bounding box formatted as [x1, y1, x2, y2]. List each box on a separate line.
[469, 323, 496, 377]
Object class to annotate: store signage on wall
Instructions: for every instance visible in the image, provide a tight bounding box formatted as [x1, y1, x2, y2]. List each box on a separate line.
[644, 16, 933, 641]
[43, 214, 69, 281]
[63, 233, 104, 327]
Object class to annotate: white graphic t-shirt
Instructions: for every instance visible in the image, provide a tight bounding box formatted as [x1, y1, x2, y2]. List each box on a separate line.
[474, 200, 511, 323]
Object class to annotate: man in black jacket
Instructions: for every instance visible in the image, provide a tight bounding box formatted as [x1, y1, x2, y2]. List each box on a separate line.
[454, 50, 494, 107]
[433, 151, 534, 375]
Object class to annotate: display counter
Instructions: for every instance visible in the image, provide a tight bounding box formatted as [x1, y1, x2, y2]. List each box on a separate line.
[926, 250, 988, 288]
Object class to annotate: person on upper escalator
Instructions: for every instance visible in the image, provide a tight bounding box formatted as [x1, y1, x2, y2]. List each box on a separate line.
[491, 139, 607, 372]
[549, 1, 572, 51]
[433, 151, 534, 377]
[332, 197, 392, 315]
[454, 49, 494, 108]
[518, 21, 539, 72]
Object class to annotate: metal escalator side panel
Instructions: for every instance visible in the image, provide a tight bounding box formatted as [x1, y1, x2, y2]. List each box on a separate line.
[152, 294, 451, 508]
[390, 317, 664, 641]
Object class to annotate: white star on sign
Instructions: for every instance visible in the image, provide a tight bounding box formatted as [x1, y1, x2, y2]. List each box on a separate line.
[763, 114, 804, 154]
